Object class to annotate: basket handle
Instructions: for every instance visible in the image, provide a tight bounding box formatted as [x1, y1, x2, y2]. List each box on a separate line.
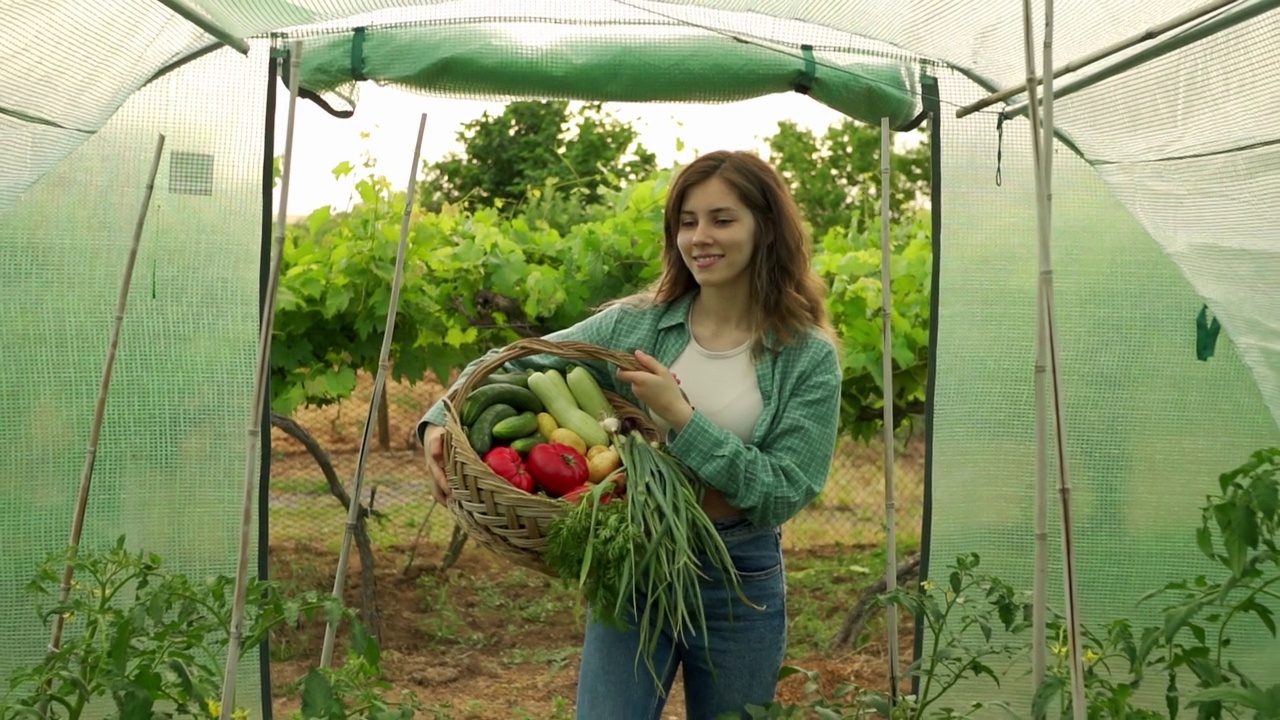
[446, 337, 644, 408]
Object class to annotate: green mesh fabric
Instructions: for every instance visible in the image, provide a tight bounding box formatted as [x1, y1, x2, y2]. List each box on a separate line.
[923, 67, 1280, 711]
[0, 44, 267, 710]
[4, 0, 1280, 716]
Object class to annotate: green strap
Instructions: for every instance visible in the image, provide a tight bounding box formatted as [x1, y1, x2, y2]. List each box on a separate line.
[351, 26, 367, 82]
[794, 44, 816, 95]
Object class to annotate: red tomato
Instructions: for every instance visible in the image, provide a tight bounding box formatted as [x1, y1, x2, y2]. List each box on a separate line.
[525, 443, 589, 497]
[483, 447, 534, 493]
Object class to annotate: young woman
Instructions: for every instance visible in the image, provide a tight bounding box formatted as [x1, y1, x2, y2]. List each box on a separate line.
[418, 150, 842, 720]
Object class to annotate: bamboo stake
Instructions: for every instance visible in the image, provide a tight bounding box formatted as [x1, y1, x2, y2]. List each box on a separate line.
[218, 39, 302, 720]
[1021, 0, 1087, 716]
[957, 0, 1238, 118]
[877, 115, 901, 707]
[1039, 0, 1088, 715]
[1017, 0, 1050, 694]
[320, 112, 429, 668]
[37, 133, 166, 717]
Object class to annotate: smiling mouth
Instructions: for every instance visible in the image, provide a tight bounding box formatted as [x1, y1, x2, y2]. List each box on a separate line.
[692, 255, 723, 269]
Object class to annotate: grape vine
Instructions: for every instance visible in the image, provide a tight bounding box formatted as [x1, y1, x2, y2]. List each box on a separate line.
[270, 161, 930, 442]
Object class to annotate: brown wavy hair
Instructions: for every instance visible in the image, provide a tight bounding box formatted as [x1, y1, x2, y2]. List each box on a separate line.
[620, 150, 835, 353]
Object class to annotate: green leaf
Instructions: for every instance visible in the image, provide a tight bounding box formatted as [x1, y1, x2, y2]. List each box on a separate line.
[351, 620, 381, 666]
[1031, 675, 1064, 718]
[1196, 525, 1215, 561]
[1189, 685, 1270, 709]
[332, 160, 354, 179]
[1238, 597, 1277, 637]
[300, 668, 336, 718]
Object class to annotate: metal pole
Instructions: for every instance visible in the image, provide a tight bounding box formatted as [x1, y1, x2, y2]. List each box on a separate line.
[154, 0, 251, 55]
[957, 0, 1239, 118]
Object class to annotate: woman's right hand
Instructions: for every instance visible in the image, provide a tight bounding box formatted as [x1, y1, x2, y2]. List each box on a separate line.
[423, 424, 450, 505]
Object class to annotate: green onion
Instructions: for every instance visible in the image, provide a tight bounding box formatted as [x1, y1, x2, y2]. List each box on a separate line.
[544, 429, 760, 688]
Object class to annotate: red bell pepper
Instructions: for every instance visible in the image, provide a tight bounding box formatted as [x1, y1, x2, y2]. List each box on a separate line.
[525, 442, 589, 497]
[562, 484, 614, 505]
[484, 447, 535, 493]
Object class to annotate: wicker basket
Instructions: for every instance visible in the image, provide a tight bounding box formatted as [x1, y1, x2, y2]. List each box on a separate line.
[440, 338, 658, 575]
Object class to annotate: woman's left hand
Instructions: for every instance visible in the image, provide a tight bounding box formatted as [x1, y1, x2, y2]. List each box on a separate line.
[616, 350, 694, 431]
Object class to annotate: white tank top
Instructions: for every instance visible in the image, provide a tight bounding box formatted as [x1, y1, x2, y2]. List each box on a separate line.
[652, 334, 764, 444]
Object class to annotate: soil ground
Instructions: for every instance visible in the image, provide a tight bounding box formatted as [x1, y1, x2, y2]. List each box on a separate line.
[265, 540, 915, 719]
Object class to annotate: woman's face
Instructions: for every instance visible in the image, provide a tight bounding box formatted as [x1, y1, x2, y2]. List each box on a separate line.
[675, 176, 757, 291]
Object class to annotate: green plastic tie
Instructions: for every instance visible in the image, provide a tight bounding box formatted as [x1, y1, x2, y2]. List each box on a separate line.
[351, 27, 367, 82]
[794, 44, 816, 95]
[1196, 304, 1221, 361]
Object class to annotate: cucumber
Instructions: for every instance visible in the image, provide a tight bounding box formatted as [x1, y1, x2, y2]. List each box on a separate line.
[510, 433, 545, 455]
[480, 370, 530, 388]
[461, 382, 544, 425]
[492, 411, 539, 440]
[468, 403, 518, 455]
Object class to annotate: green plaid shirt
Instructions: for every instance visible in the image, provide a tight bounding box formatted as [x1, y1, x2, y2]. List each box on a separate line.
[419, 292, 842, 528]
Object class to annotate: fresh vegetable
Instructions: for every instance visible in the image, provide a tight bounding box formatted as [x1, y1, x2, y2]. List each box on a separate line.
[525, 442, 589, 497]
[526, 369, 609, 447]
[562, 482, 615, 505]
[509, 433, 545, 455]
[468, 403, 519, 454]
[566, 365, 615, 421]
[483, 446, 535, 492]
[543, 429, 752, 690]
[586, 444, 611, 459]
[461, 382, 544, 426]
[587, 448, 622, 483]
[492, 411, 539, 440]
[535, 412, 559, 439]
[480, 370, 531, 388]
[548, 427, 587, 455]
[483, 447, 522, 481]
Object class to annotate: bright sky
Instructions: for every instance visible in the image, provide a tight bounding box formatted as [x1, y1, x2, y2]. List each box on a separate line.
[273, 84, 855, 215]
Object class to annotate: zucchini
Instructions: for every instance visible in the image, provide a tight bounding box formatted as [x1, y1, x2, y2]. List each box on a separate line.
[480, 370, 531, 388]
[461, 382, 544, 425]
[526, 370, 609, 447]
[510, 433, 545, 455]
[468, 403, 518, 454]
[566, 365, 614, 421]
[492, 411, 539, 440]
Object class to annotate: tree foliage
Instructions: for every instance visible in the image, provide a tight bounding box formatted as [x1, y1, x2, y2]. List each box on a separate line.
[766, 118, 930, 239]
[418, 101, 657, 231]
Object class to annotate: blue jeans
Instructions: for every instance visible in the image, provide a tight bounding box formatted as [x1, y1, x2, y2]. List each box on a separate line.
[574, 518, 787, 720]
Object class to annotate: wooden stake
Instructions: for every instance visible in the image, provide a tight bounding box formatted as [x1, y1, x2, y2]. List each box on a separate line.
[38, 132, 166, 718]
[1018, 0, 1050, 694]
[319, 112, 429, 668]
[218, 39, 302, 720]
[878, 115, 902, 706]
[957, 0, 1238, 118]
[1021, 0, 1088, 715]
